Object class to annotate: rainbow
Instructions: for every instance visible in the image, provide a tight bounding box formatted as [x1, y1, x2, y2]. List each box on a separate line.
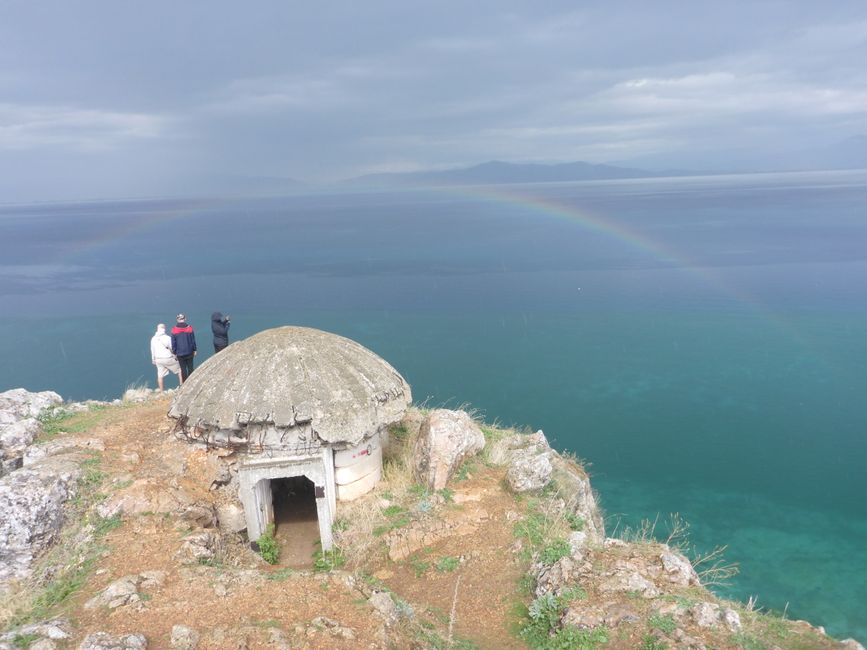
[421, 182, 810, 343]
[53, 197, 219, 264]
[51, 183, 806, 342]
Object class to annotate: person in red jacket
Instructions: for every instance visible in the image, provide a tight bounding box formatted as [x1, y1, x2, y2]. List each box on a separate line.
[171, 313, 197, 382]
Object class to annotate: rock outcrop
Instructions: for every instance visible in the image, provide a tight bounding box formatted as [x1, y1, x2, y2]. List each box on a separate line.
[78, 633, 147, 650]
[491, 428, 605, 544]
[412, 409, 485, 490]
[0, 388, 62, 476]
[0, 454, 84, 585]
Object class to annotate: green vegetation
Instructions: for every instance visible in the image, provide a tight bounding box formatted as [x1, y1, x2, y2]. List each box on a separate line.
[373, 504, 411, 536]
[388, 422, 409, 442]
[513, 505, 547, 549]
[565, 512, 585, 531]
[332, 517, 348, 532]
[313, 548, 346, 572]
[641, 634, 668, 650]
[91, 514, 123, 536]
[410, 558, 431, 577]
[256, 524, 279, 565]
[731, 632, 769, 650]
[434, 556, 459, 572]
[37, 404, 110, 440]
[437, 487, 454, 503]
[539, 539, 571, 566]
[648, 613, 676, 634]
[10, 633, 40, 648]
[266, 567, 293, 581]
[408, 484, 430, 498]
[518, 591, 607, 649]
[454, 458, 477, 481]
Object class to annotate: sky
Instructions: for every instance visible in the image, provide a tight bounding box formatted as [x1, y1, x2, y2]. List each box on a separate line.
[2, 0, 867, 201]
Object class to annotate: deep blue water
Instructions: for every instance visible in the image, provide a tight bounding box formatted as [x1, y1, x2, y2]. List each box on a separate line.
[2, 171, 866, 640]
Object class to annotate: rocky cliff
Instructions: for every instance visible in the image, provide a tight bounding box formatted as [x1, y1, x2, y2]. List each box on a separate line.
[0, 388, 863, 650]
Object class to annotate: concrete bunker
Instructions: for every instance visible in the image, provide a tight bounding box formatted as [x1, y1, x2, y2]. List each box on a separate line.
[168, 326, 411, 553]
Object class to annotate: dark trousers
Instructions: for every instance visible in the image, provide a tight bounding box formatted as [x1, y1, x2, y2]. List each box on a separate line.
[214, 343, 227, 354]
[178, 354, 195, 381]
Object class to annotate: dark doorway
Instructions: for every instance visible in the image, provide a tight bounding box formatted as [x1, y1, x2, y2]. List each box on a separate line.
[271, 476, 320, 568]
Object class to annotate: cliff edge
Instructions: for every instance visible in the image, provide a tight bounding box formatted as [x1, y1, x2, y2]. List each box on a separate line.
[0, 388, 862, 650]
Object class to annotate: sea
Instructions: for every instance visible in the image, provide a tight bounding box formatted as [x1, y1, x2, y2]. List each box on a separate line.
[1, 170, 866, 640]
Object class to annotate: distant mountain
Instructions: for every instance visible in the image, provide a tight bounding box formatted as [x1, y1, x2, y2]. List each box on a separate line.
[168, 173, 307, 198]
[344, 160, 678, 187]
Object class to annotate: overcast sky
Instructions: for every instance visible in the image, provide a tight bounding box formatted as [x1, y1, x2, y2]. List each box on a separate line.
[2, 1, 867, 201]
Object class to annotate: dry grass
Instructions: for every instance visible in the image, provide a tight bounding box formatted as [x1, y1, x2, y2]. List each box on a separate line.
[333, 417, 422, 568]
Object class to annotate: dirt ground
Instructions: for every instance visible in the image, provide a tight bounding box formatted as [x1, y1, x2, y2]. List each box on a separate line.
[370, 470, 528, 649]
[13, 397, 850, 650]
[42, 398, 530, 649]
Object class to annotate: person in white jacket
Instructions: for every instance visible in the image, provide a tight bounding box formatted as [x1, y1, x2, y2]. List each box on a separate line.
[150, 323, 182, 391]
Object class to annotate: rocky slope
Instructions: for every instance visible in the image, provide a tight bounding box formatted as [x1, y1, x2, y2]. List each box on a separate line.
[0, 388, 863, 650]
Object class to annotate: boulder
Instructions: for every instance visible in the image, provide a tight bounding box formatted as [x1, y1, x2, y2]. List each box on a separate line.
[83, 571, 165, 610]
[23, 437, 105, 466]
[412, 410, 485, 490]
[0, 389, 63, 420]
[505, 450, 552, 492]
[0, 418, 41, 475]
[0, 619, 71, 647]
[721, 608, 742, 632]
[487, 429, 549, 465]
[84, 576, 142, 610]
[29, 639, 57, 650]
[368, 591, 403, 626]
[217, 504, 247, 533]
[549, 455, 605, 544]
[0, 455, 83, 585]
[841, 640, 866, 650]
[690, 602, 721, 628]
[659, 548, 700, 586]
[534, 555, 578, 598]
[170, 626, 200, 650]
[122, 388, 159, 403]
[175, 531, 219, 563]
[96, 479, 197, 520]
[561, 602, 641, 630]
[598, 570, 660, 598]
[568, 531, 588, 554]
[79, 633, 147, 650]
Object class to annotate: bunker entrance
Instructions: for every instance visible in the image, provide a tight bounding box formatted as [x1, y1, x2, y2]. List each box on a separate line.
[271, 476, 320, 567]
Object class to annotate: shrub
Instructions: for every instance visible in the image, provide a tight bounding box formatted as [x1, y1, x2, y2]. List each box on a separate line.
[435, 556, 459, 572]
[565, 513, 585, 531]
[649, 613, 676, 634]
[313, 548, 346, 572]
[256, 524, 279, 564]
[539, 539, 570, 566]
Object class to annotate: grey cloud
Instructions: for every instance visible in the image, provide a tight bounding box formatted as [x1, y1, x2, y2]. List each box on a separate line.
[1, 1, 866, 200]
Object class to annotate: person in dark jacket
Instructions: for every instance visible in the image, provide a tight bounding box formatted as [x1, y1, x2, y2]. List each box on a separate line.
[171, 313, 197, 382]
[211, 312, 231, 353]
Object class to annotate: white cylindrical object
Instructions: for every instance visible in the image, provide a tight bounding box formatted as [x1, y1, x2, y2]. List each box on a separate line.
[335, 445, 382, 485]
[334, 435, 382, 468]
[336, 466, 382, 501]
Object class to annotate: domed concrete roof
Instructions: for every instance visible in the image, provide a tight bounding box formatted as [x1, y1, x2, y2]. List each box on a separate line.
[168, 326, 411, 445]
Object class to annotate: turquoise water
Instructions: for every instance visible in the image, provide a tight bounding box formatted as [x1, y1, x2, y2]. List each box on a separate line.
[2, 172, 866, 640]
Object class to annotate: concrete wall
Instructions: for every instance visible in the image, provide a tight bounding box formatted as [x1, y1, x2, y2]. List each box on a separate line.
[238, 447, 335, 550]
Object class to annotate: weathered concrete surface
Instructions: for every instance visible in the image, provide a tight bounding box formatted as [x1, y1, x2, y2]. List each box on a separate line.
[412, 409, 485, 490]
[168, 326, 411, 446]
